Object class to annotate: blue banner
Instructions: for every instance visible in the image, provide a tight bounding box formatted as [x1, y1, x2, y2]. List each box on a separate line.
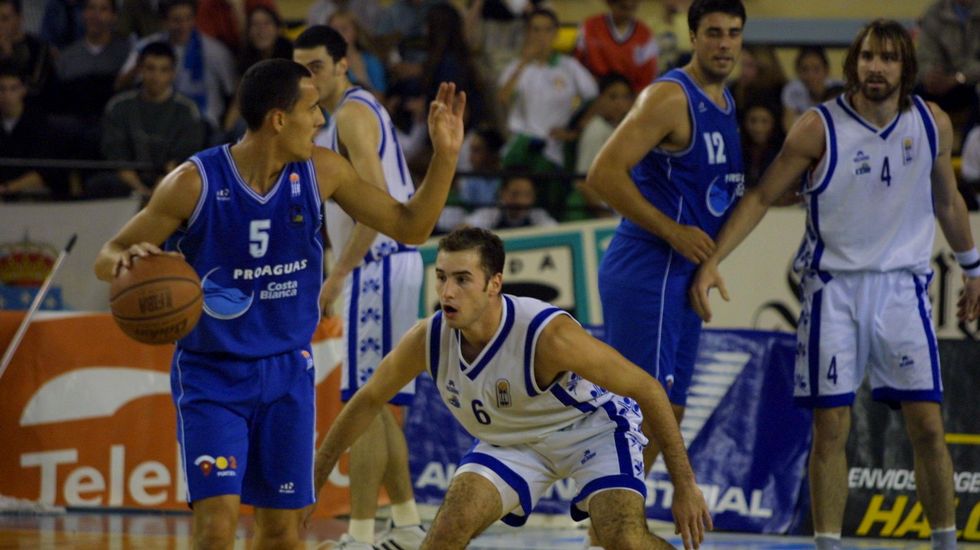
[404, 329, 812, 532]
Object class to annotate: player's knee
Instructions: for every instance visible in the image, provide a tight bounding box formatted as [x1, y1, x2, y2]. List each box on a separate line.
[812, 410, 849, 453]
[193, 520, 236, 550]
[596, 529, 651, 550]
[420, 521, 470, 550]
[905, 414, 946, 451]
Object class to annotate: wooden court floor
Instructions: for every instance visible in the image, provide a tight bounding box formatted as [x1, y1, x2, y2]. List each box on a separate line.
[3, 511, 980, 550]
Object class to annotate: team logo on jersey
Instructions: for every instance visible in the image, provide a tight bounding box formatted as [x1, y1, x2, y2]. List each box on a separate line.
[902, 137, 914, 165]
[446, 379, 460, 394]
[290, 172, 301, 197]
[853, 150, 870, 163]
[216, 188, 231, 201]
[447, 394, 461, 408]
[853, 150, 872, 176]
[495, 379, 512, 408]
[290, 204, 304, 224]
[706, 173, 743, 216]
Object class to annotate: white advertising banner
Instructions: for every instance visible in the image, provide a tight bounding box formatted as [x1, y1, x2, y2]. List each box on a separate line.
[0, 198, 141, 312]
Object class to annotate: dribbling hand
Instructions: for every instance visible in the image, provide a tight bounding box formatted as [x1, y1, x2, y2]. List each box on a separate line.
[113, 242, 183, 278]
[427, 83, 467, 158]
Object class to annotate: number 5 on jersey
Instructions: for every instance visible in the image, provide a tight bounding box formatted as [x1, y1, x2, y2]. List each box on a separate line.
[250, 219, 271, 258]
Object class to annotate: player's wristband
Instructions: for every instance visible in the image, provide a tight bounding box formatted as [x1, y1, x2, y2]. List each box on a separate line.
[954, 248, 980, 278]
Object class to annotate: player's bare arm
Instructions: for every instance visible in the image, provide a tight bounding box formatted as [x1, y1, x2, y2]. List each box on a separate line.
[584, 81, 716, 264]
[94, 163, 202, 281]
[311, 321, 428, 497]
[316, 83, 465, 244]
[533, 315, 712, 550]
[927, 102, 980, 321]
[319, 101, 388, 315]
[690, 110, 826, 322]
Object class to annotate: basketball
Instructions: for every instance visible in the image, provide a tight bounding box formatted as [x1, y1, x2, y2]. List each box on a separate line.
[109, 254, 203, 345]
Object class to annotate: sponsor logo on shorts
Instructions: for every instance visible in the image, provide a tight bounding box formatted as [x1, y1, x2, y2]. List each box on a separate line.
[899, 355, 915, 368]
[580, 448, 596, 465]
[194, 455, 237, 477]
[279, 481, 295, 494]
[301, 349, 314, 370]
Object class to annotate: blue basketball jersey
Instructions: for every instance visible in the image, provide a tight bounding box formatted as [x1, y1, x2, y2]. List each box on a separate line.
[616, 69, 744, 249]
[168, 144, 325, 358]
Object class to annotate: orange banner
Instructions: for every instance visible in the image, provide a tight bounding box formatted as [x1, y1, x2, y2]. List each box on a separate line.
[0, 312, 357, 517]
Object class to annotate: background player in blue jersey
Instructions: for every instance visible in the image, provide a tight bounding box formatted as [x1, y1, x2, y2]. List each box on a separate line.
[294, 26, 425, 549]
[310, 228, 712, 550]
[691, 20, 980, 550]
[94, 59, 465, 550]
[582, 0, 746, 472]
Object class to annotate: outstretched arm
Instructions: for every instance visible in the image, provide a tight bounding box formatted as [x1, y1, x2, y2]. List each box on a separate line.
[311, 321, 428, 498]
[93, 163, 201, 281]
[689, 109, 825, 322]
[534, 315, 711, 550]
[318, 83, 466, 244]
[583, 81, 715, 264]
[928, 102, 980, 321]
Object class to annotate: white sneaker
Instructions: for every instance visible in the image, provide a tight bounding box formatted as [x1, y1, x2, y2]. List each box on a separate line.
[376, 524, 426, 550]
[322, 534, 377, 549]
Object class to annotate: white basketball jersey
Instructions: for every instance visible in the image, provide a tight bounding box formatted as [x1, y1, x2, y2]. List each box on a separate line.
[797, 95, 938, 274]
[425, 295, 616, 446]
[315, 87, 415, 257]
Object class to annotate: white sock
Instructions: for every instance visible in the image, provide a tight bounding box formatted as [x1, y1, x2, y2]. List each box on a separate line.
[391, 499, 421, 527]
[931, 526, 957, 550]
[348, 518, 375, 543]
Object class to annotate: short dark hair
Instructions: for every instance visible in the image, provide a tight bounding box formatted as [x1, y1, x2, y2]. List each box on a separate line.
[687, 0, 746, 33]
[438, 227, 505, 281]
[161, 0, 196, 17]
[527, 7, 559, 29]
[84, 0, 117, 12]
[795, 46, 829, 70]
[294, 24, 347, 62]
[843, 19, 917, 111]
[0, 0, 21, 15]
[474, 126, 503, 154]
[138, 41, 176, 65]
[238, 59, 312, 131]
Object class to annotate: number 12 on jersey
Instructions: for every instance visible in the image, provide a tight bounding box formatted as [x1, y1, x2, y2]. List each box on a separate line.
[704, 132, 727, 165]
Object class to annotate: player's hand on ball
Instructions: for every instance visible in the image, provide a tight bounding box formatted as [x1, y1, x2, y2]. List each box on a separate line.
[114, 242, 183, 277]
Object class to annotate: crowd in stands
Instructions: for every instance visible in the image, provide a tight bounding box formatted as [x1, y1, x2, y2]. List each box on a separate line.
[2, 0, 980, 217]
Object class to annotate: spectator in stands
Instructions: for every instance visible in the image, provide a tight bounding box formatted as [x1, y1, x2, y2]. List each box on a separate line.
[457, 126, 504, 209]
[327, 9, 386, 97]
[119, 0, 237, 132]
[88, 41, 203, 199]
[498, 7, 598, 174]
[728, 44, 785, 120]
[196, 0, 277, 54]
[238, 5, 291, 75]
[51, 0, 130, 158]
[958, 122, 980, 209]
[374, 0, 440, 66]
[781, 46, 843, 130]
[571, 72, 633, 219]
[574, 0, 658, 93]
[307, 0, 381, 31]
[650, 0, 692, 72]
[0, 62, 58, 199]
[741, 101, 783, 189]
[465, 0, 538, 85]
[0, 0, 54, 105]
[463, 173, 558, 230]
[917, 0, 980, 128]
[117, 0, 163, 40]
[40, 0, 83, 51]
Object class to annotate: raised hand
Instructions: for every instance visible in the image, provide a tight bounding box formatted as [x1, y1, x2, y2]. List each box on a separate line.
[427, 82, 466, 157]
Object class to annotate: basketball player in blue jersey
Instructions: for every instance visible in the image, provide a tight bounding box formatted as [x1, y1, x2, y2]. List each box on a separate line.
[293, 26, 426, 549]
[582, 0, 745, 473]
[93, 59, 465, 550]
[310, 227, 712, 550]
[691, 20, 980, 550]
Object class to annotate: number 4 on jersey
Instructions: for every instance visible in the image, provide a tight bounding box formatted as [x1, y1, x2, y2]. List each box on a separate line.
[880, 157, 891, 186]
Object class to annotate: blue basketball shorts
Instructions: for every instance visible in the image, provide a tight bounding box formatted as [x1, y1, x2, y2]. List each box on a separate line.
[599, 233, 702, 406]
[171, 346, 316, 508]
